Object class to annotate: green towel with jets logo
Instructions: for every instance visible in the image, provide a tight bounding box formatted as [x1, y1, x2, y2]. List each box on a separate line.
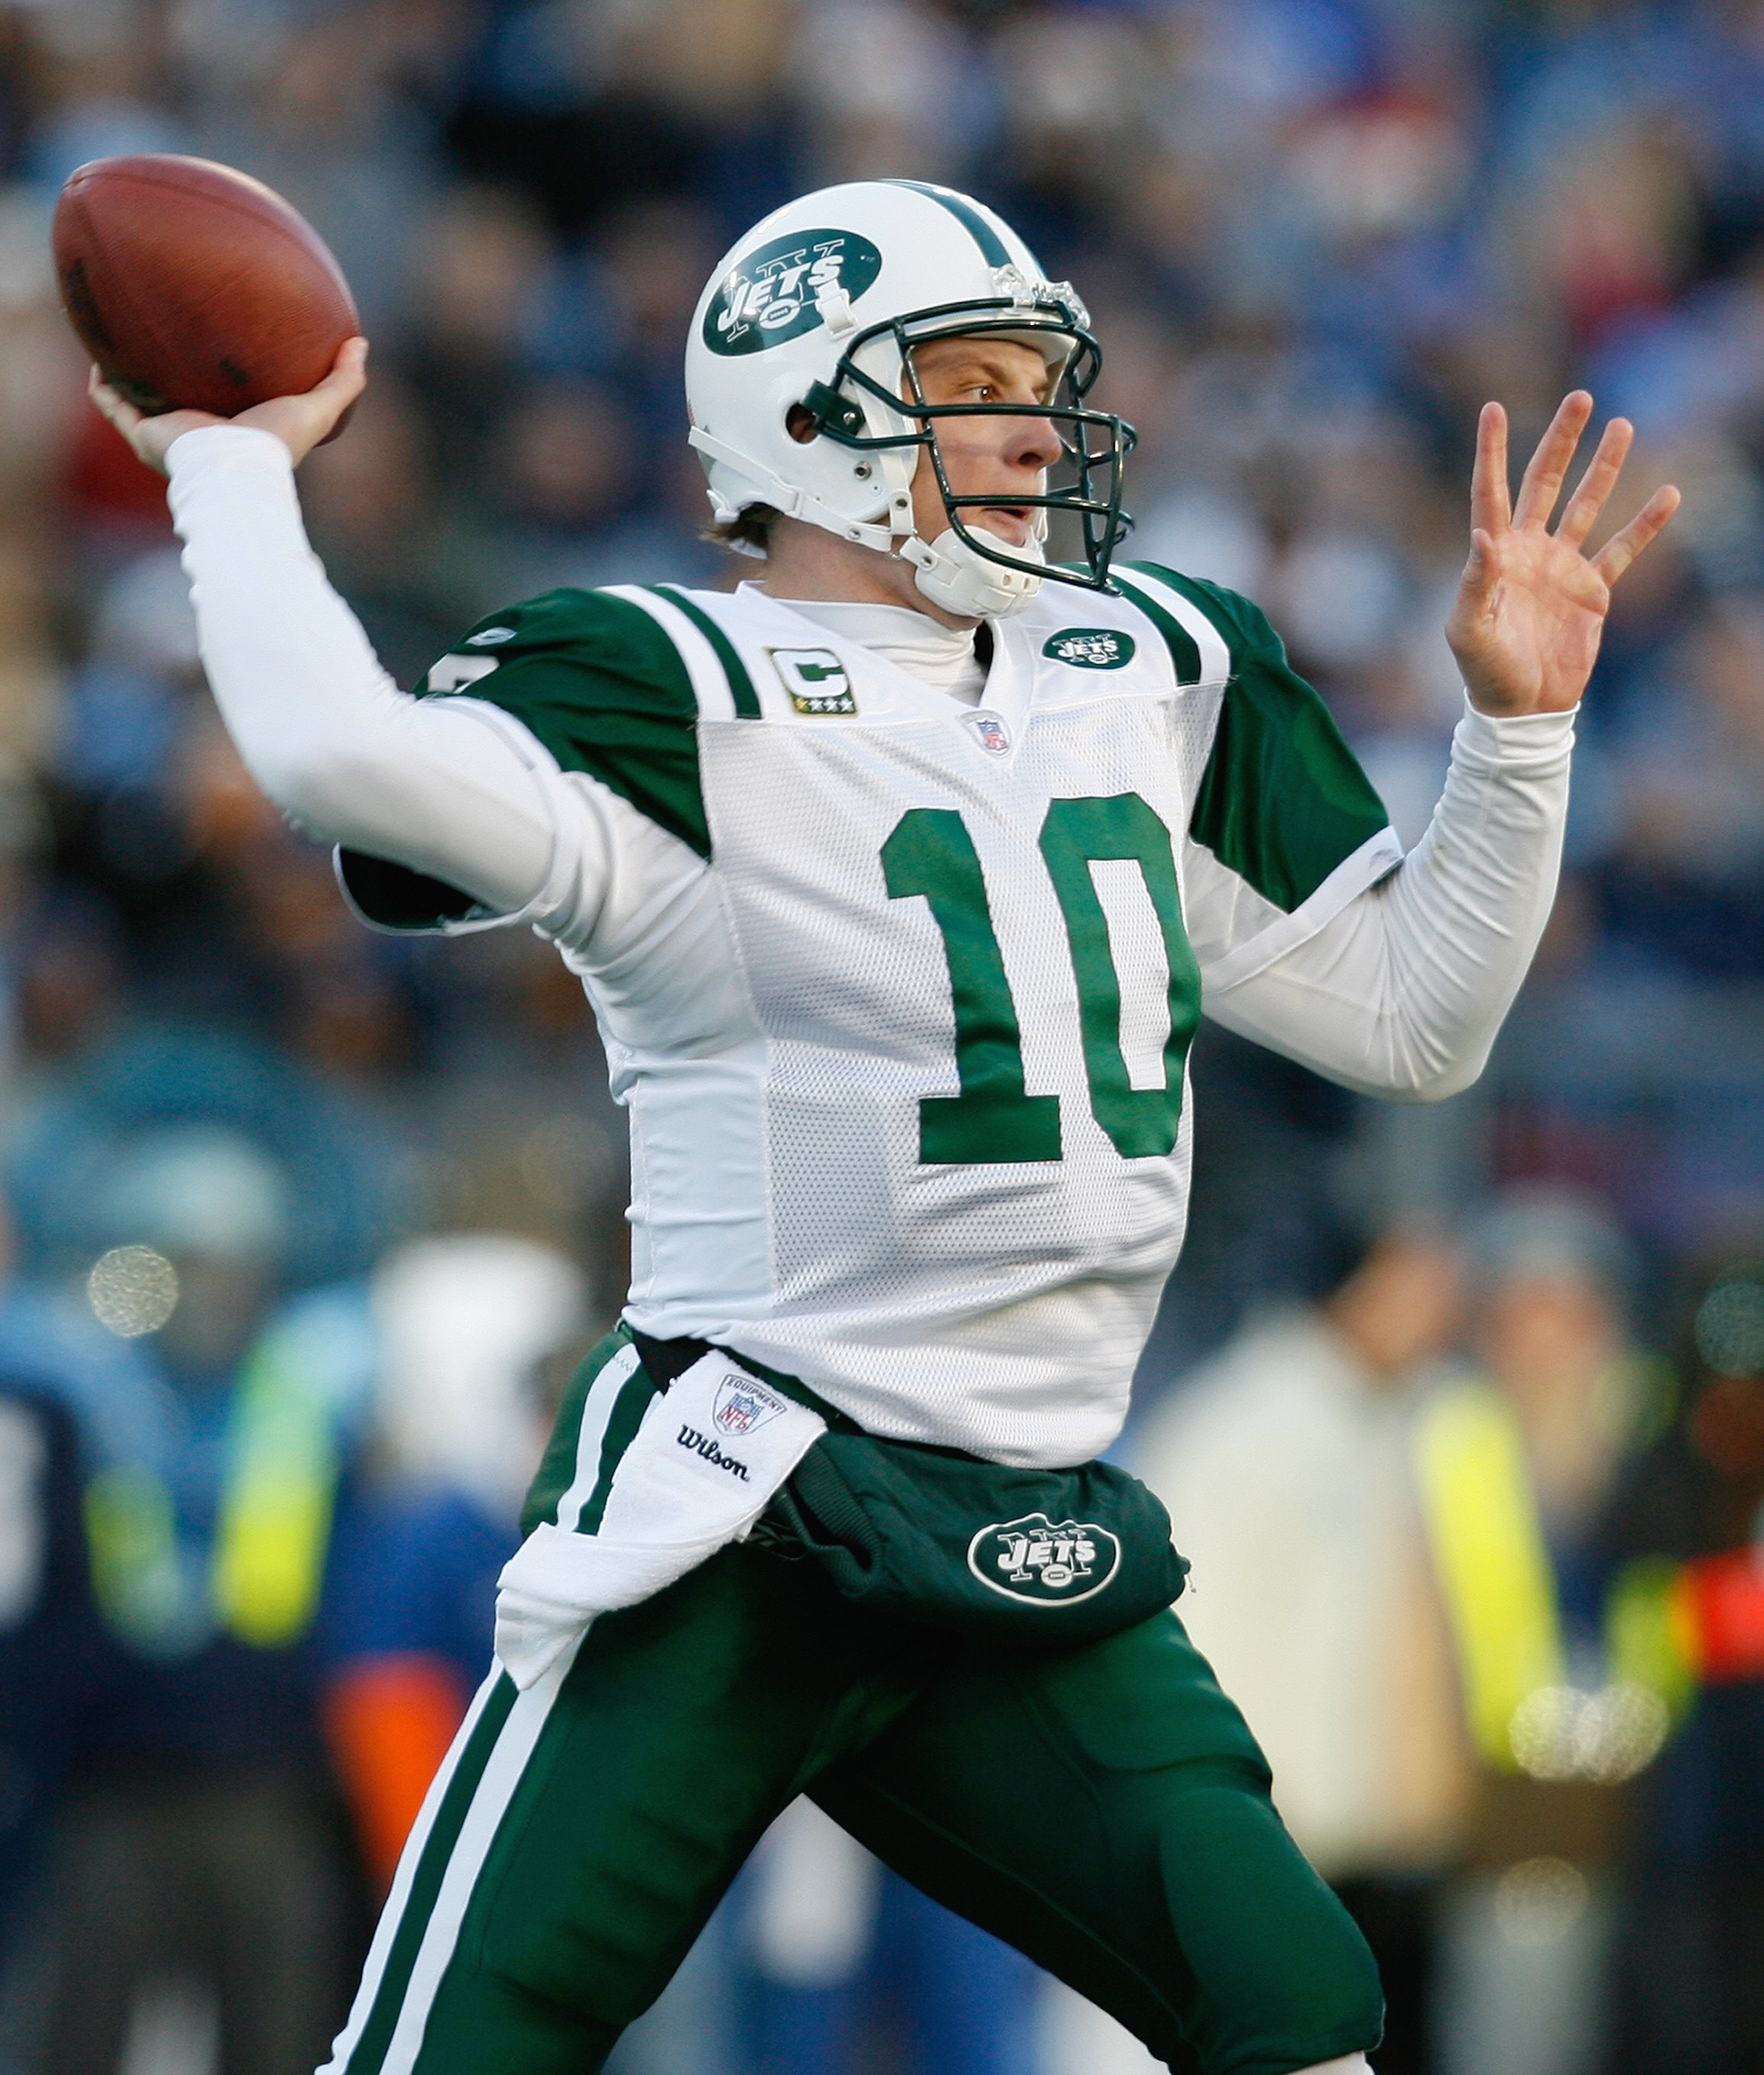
[762, 1430, 1189, 1649]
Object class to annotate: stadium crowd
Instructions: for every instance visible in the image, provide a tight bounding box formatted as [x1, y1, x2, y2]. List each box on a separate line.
[0, 1, 1762, 2071]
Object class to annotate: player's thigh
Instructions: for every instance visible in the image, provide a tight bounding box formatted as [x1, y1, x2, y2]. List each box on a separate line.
[813, 1610, 1382, 2075]
[333, 1546, 914, 2075]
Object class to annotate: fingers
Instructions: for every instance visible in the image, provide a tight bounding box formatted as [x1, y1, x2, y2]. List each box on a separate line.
[1594, 482, 1682, 587]
[88, 365, 142, 438]
[323, 335, 369, 399]
[1458, 526, 1497, 603]
[1469, 401, 1510, 536]
[1513, 389, 1594, 529]
[1444, 529, 1500, 664]
[1555, 415, 1634, 549]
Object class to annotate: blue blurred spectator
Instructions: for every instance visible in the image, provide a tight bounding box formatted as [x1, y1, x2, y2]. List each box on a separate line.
[37, 1125, 375, 2075]
[7, 1021, 409, 1289]
[0, 1373, 108, 2075]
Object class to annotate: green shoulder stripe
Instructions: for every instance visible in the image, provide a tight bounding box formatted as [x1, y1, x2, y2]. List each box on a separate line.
[647, 585, 761, 718]
[1127, 561, 1390, 915]
[1112, 568, 1202, 683]
[437, 587, 710, 859]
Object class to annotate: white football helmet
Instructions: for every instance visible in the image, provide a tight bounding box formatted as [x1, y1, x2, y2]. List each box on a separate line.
[685, 179, 1136, 619]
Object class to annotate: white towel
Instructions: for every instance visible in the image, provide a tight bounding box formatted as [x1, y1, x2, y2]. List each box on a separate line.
[493, 1350, 826, 1688]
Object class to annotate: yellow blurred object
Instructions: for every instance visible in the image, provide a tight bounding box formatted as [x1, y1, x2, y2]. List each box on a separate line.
[211, 1337, 340, 1649]
[1605, 1555, 1699, 1721]
[83, 1461, 185, 1647]
[1415, 1382, 1564, 1771]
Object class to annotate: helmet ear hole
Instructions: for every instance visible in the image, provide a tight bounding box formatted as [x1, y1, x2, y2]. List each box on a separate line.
[785, 404, 818, 446]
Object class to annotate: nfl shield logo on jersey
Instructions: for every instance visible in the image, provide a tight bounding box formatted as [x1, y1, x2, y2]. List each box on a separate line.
[967, 1512, 1122, 1605]
[967, 713, 1010, 755]
[713, 1371, 789, 1437]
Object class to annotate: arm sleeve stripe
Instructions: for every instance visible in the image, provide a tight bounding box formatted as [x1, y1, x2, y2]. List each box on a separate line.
[650, 586, 763, 719]
[1199, 827, 1405, 997]
[1114, 565, 1231, 687]
[600, 585, 736, 721]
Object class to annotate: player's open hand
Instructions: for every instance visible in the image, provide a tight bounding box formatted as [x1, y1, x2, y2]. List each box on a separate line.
[1445, 391, 1681, 717]
[88, 335, 369, 475]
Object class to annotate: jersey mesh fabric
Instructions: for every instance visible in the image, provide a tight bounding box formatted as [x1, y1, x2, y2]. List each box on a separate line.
[699, 692, 1199, 1463]
[398, 574, 1391, 1467]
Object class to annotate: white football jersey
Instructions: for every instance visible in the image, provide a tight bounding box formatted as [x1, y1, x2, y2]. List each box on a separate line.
[341, 566, 1399, 1466]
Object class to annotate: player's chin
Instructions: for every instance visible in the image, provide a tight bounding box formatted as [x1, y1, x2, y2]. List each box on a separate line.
[971, 509, 1036, 552]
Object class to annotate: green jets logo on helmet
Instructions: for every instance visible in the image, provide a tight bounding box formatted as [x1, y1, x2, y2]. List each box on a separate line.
[703, 230, 884, 357]
[1043, 629, 1136, 670]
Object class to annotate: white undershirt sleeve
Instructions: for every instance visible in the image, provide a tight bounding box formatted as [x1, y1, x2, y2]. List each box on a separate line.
[166, 423, 596, 923]
[1202, 699, 1573, 1102]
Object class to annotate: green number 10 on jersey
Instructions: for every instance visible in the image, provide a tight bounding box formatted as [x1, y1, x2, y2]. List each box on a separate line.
[882, 792, 1202, 1166]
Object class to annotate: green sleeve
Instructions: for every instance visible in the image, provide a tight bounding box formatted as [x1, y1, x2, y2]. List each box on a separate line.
[338, 587, 708, 932]
[1122, 562, 1391, 915]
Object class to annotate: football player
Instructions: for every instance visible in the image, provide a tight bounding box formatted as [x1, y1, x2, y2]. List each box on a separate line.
[95, 179, 1677, 2075]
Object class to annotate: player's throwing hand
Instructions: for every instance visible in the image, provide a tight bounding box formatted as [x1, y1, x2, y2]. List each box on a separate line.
[1446, 390, 1680, 718]
[88, 335, 369, 476]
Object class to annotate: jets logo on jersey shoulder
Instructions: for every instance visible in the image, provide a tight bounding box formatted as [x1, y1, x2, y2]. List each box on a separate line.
[1043, 628, 1136, 670]
[968, 1513, 1122, 1605]
[770, 648, 857, 715]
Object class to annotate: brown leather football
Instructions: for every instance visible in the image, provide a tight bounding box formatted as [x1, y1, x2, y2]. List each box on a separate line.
[53, 154, 359, 421]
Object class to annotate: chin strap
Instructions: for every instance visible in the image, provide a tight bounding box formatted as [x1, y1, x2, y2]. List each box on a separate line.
[903, 529, 1043, 619]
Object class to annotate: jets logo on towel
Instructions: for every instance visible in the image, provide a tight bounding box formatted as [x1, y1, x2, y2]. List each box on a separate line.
[967, 1512, 1122, 1606]
[713, 1372, 790, 1437]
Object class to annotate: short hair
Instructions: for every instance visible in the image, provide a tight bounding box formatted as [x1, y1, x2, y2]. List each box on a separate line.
[706, 503, 778, 559]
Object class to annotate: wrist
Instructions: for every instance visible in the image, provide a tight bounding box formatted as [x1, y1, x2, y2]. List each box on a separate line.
[1455, 691, 1577, 767]
[166, 422, 298, 475]
[1463, 686, 1576, 719]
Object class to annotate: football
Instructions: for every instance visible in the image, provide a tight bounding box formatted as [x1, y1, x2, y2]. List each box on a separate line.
[53, 153, 359, 423]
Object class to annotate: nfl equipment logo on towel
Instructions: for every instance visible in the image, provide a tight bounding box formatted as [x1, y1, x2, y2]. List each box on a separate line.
[714, 1371, 789, 1436]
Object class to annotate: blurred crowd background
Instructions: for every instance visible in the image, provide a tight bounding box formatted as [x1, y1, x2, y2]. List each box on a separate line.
[0, 0, 1761, 2072]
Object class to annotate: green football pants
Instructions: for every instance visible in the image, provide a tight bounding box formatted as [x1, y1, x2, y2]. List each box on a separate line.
[321, 1541, 1381, 2075]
